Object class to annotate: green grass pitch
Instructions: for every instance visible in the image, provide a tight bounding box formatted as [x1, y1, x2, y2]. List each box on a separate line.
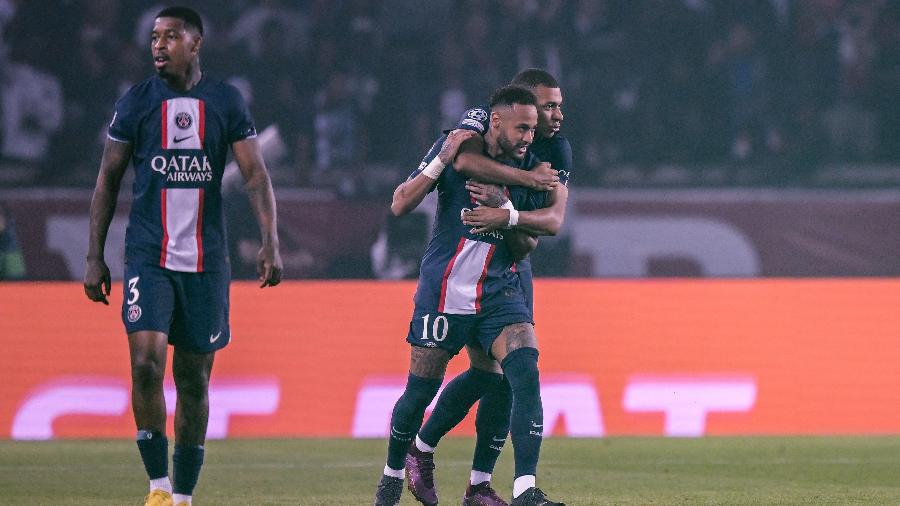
[3, 437, 900, 505]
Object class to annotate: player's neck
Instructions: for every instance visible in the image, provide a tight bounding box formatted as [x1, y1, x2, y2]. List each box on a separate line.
[161, 63, 202, 92]
[483, 132, 508, 161]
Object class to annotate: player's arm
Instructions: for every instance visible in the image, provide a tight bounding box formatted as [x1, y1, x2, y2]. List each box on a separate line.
[505, 230, 538, 262]
[391, 129, 477, 216]
[463, 182, 568, 236]
[514, 184, 568, 236]
[84, 137, 132, 305]
[232, 137, 283, 287]
[454, 137, 559, 191]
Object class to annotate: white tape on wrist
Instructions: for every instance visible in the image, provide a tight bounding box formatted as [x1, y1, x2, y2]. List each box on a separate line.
[507, 208, 519, 228]
[500, 200, 515, 210]
[421, 158, 446, 179]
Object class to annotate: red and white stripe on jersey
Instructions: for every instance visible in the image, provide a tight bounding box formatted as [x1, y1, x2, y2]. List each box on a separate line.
[438, 238, 496, 315]
[159, 188, 205, 272]
[161, 97, 206, 150]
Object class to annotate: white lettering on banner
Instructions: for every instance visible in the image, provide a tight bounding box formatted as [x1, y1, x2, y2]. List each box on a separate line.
[622, 376, 757, 437]
[11, 378, 128, 440]
[351, 375, 605, 438]
[572, 217, 760, 277]
[46, 216, 128, 280]
[10, 377, 280, 440]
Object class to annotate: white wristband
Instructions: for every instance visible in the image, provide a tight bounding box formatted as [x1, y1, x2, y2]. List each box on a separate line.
[507, 208, 519, 228]
[421, 158, 446, 179]
[500, 200, 515, 211]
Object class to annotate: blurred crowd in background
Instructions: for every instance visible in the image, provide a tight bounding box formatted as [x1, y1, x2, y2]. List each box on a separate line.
[2, 0, 900, 190]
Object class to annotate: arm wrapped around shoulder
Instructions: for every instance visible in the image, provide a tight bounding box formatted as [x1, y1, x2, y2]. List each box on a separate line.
[421, 157, 446, 180]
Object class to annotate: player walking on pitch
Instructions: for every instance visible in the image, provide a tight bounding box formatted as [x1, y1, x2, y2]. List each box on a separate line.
[83, 7, 282, 506]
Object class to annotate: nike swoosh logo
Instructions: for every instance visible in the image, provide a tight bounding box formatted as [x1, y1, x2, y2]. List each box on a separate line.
[492, 436, 506, 442]
[173, 135, 193, 143]
[209, 331, 222, 343]
[531, 423, 543, 428]
[390, 427, 412, 435]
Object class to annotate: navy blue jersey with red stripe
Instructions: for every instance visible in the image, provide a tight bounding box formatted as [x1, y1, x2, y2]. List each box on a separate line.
[409, 135, 541, 315]
[451, 105, 574, 310]
[108, 75, 257, 272]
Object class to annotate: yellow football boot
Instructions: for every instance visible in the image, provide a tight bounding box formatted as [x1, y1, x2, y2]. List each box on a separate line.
[143, 489, 173, 506]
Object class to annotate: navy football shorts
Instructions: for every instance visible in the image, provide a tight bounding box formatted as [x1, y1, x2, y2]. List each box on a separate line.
[406, 304, 533, 358]
[122, 263, 230, 353]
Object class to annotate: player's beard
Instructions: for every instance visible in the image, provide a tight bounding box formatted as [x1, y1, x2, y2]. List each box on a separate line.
[498, 131, 527, 161]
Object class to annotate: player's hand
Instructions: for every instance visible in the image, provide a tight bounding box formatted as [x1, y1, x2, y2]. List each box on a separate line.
[466, 181, 507, 208]
[257, 244, 283, 288]
[83, 258, 111, 305]
[438, 129, 479, 165]
[525, 162, 559, 191]
[462, 206, 509, 234]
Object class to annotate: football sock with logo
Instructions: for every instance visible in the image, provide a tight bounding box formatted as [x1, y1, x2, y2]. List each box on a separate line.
[136, 430, 169, 483]
[172, 444, 204, 496]
[418, 368, 504, 449]
[501, 347, 543, 479]
[472, 376, 512, 474]
[385, 373, 442, 471]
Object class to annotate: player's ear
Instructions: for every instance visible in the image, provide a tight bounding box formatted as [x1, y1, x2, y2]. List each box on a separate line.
[191, 34, 203, 55]
[490, 111, 501, 128]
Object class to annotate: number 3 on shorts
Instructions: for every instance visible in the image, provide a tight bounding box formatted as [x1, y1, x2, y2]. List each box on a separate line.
[127, 276, 140, 305]
[421, 314, 448, 341]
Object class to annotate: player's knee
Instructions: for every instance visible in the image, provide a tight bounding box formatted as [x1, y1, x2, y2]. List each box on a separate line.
[405, 373, 442, 405]
[131, 355, 165, 387]
[174, 372, 210, 402]
[466, 367, 504, 389]
[394, 373, 442, 418]
[500, 347, 540, 393]
[476, 378, 512, 430]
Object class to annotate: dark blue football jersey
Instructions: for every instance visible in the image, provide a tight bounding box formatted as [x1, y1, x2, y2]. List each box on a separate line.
[451, 104, 574, 309]
[108, 75, 257, 272]
[408, 135, 542, 314]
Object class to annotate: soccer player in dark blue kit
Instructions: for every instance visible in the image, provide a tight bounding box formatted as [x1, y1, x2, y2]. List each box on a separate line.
[83, 7, 282, 506]
[374, 85, 564, 506]
[403, 69, 572, 506]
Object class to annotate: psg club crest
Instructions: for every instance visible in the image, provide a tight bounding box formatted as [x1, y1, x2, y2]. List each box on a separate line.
[127, 304, 142, 323]
[175, 112, 193, 130]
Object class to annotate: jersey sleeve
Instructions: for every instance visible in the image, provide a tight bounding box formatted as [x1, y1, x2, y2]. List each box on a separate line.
[225, 85, 258, 143]
[406, 135, 446, 189]
[444, 105, 490, 135]
[549, 136, 573, 186]
[514, 154, 547, 210]
[107, 91, 138, 144]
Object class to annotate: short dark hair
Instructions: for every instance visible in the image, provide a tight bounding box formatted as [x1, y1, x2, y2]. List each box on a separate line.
[489, 85, 538, 109]
[156, 6, 204, 36]
[511, 68, 560, 89]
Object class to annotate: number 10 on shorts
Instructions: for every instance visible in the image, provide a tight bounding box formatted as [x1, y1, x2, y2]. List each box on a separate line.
[421, 314, 448, 342]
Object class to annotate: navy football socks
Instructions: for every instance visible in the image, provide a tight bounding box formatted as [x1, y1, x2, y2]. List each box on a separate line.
[501, 347, 543, 478]
[472, 376, 513, 473]
[418, 368, 504, 448]
[172, 444, 205, 495]
[136, 430, 168, 480]
[386, 373, 442, 470]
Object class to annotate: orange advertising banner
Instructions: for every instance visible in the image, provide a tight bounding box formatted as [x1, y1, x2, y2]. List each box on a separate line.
[2, 280, 900, 439]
